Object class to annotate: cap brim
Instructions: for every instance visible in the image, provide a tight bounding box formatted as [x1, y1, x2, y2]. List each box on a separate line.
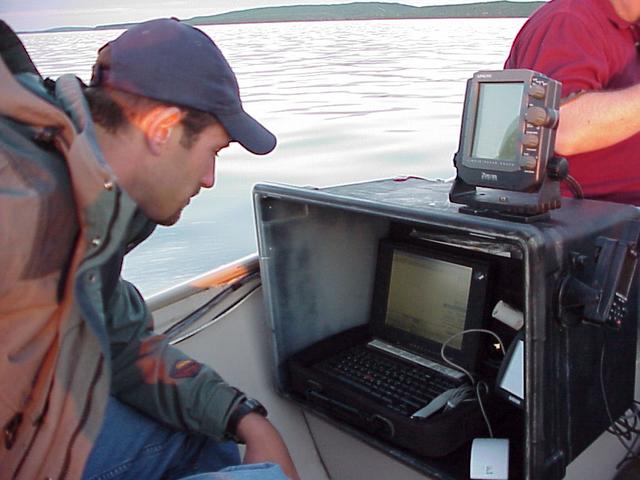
[217, 109, 276, 155]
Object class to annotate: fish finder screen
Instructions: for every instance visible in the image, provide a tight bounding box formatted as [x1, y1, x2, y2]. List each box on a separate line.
[471, 82, 524, 161]
[384, 250, 472, 350]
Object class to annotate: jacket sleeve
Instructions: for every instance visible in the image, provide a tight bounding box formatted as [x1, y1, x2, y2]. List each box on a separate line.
[106, 277, 243, 440]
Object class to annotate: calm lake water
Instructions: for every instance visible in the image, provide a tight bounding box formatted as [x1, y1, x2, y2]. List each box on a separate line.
[19, 18, 526, 296]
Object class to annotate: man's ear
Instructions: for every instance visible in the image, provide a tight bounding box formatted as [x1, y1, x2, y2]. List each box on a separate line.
[141, 106, 184, 154]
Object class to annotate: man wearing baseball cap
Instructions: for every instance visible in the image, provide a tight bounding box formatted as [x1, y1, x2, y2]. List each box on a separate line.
[0, 18, 298, 480]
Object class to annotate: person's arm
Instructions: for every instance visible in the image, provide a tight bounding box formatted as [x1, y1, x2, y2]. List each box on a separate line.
[107, 276, 244, 438]
[236, 413, 301, 480]
[107, 277, 300, 475]
[504, 10, 640, 156]
[556, 83, 640, 155]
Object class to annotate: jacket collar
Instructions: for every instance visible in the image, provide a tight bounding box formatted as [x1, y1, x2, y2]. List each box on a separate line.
[0, 57, 76, 149]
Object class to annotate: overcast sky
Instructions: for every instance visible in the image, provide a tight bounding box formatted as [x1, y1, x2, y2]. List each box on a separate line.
[1, 0, 541, 32]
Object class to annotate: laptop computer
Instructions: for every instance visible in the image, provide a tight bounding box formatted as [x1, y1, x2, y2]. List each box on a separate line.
[287, 239, 491, 457]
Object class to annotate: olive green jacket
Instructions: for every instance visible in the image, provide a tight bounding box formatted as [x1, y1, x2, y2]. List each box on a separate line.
[0, 25, 242, 480]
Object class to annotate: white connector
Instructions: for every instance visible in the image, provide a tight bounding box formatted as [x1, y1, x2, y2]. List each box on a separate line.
[492, 300, 524, 330]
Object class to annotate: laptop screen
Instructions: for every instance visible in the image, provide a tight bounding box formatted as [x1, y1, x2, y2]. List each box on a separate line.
[385, 249, 473, 350]
[371, 240, 490, 370]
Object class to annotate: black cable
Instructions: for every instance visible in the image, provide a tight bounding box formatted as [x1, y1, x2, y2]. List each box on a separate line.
[440, 329, 505, 438]
[599, 334, 640, 470]
[301, 409, 333, 479]
[564, 174, 584, 199]
[170, 282, 262, 345]
[163, 271, 260, 339]
[166, 274, 261, 343]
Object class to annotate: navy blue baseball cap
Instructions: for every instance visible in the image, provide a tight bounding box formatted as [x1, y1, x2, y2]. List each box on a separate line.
[90, 18, 276, 155]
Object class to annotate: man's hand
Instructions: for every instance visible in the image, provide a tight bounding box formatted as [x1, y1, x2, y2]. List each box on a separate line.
[235, 412, 301, 480]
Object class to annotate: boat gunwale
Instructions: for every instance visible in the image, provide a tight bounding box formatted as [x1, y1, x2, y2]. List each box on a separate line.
[145, 252, 260, 310]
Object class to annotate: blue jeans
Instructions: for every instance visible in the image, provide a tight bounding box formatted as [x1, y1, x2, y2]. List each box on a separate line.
[83, 396, 287, 480]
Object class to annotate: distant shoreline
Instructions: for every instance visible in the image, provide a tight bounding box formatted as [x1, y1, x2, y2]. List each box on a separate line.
[27, 1, 543, 34]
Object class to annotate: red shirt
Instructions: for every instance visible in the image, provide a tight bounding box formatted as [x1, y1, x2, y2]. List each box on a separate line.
[504, 0, 640, 205]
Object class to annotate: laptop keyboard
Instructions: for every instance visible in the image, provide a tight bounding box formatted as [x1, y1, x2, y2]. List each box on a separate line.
[316, 345, 461, 416]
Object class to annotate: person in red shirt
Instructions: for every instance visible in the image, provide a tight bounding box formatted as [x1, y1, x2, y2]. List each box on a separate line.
[504, 0, 640, 205]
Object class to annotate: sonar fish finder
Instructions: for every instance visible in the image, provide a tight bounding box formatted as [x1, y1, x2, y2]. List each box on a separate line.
[449, 69, 565, 219]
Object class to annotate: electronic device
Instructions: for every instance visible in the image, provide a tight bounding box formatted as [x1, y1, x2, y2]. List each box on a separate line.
[583, 222, 640, 328]
[495, 330, 524, 408]
[470, 438, 510, 479]
[559, 220, 640, 329]
[286, 239, 492, 457]
[449, 69, 564, 218]
[369, 240, 490, 372]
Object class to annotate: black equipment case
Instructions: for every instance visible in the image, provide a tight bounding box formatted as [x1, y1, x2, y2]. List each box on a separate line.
[253, 177, 640, 480]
